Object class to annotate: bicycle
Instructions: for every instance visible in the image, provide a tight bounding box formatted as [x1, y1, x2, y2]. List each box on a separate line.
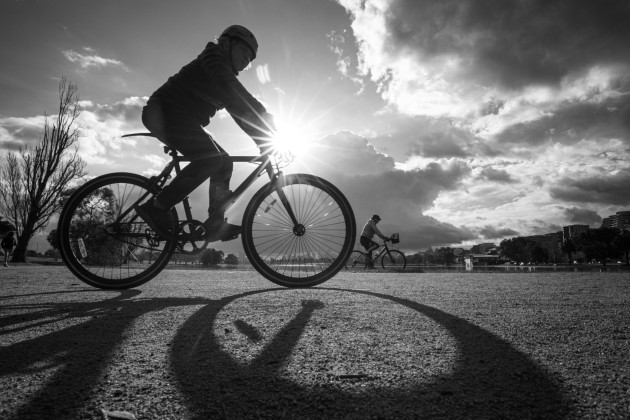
[57, 133, 356, 289]
[345, 234, 406, 271]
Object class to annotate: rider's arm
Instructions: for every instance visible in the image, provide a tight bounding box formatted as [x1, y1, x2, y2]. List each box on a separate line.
[228, 108, 275, 151]
[198, 43, 273, 145]
[371, 220, 388, 241]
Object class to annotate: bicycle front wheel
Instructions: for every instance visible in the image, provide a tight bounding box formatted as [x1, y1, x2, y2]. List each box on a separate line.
[57, 173, 178, 289]
[242, 174, 356, 287]
[345, 250, 368, 271]
[381, 249, 407, 270]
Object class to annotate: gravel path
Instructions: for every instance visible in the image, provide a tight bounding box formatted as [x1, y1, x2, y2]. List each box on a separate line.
[1, 265, 629, 419]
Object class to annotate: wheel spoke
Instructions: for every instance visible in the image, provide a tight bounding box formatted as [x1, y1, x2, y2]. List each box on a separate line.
[243, 174, 355, 286]
[58, 174, 177, 289]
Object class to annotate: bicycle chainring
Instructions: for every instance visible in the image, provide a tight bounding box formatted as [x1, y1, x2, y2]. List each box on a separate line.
[176, 220, 209, 255]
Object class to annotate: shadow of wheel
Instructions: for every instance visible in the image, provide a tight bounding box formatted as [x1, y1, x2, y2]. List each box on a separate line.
[170, 288, 571, 419]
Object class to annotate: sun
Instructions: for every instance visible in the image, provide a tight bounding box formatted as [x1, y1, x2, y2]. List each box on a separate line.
[269, 114, 315, 158]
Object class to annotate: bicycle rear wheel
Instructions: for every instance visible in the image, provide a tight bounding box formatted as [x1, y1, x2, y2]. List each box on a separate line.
[345, 250, 368, 271]
[242, 173, 355, 287]
[57, 173, 178, 289]
[381, 249, 407, 270]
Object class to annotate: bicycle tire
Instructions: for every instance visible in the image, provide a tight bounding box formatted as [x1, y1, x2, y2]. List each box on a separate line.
[57, 173, 178, 289]
[242, 173, 355, 287]
[381, 249, 407, 270]
[345, 250, 368, 271]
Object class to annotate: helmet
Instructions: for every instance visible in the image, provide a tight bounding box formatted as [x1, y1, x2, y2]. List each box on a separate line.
[372, 214, 381, 221]
[220, 25, 258, 60]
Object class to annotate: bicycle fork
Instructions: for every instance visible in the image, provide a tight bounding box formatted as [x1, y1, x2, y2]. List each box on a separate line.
[271, 175, 302, 234]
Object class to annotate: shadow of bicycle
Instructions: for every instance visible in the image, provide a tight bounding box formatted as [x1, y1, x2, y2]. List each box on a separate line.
[170, 287, 571, 419]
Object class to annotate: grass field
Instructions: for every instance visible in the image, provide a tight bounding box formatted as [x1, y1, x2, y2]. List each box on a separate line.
[1, 265, 629, 419]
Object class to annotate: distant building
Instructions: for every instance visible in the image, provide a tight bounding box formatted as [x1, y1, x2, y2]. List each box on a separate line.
[470, 243, 496, 254]
[466, 254, 501, 266]
[544, 232, 563, 263]
[452, 248, 465, 256]
[521, 232, 563, 263]
[601, 211, 630, 231]
[563, 224, 589, 241]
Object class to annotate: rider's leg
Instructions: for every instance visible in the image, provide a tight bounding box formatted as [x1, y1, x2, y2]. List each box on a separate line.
[137, 103, 224, 233]
[142, 104, 224, 209]
[204, 151, 241, 241]
[360, 236, 377, 261]
[366, 242, 378, 257]
[207, 143, 234, 221]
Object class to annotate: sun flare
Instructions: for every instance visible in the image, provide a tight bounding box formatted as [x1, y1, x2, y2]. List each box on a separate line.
[270, 115, 315, 158]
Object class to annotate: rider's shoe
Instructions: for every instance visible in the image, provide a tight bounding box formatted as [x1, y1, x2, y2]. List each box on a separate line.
[204, 219, 242, 242]
[367, 258, 375, 269]
[135, 200, 172, 236]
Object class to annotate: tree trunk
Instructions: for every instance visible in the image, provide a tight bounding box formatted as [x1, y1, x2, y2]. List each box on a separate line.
[11, 222, 36, 263]
[11, 236, 30, 263]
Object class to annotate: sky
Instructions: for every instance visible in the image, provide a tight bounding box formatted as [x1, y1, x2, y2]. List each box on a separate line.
[1, 0, 630, 254]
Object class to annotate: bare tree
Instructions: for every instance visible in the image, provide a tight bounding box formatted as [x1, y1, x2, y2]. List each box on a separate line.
[0, 77, 87, 262]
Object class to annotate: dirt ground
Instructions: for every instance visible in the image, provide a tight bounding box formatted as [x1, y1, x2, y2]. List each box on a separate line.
[1, 265, 629, 419]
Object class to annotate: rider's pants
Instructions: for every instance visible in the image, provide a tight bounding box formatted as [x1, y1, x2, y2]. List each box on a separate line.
[142, 102, 233, 216]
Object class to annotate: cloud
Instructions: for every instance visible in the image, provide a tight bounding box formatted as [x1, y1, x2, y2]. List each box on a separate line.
[403, 215, 477, 249]
[361, 213, 477, 250]
[335, 0, 630, 129]
[295, 130, 475, 249]
[478, 167, 517, 184]
[494, 90, 630, 147]
[76, 97, 147, 163]
[550, 169, 630, 205]
[304, 131, 396, 175]
[527, 220, 564, 236]
[563, 207, 602, 226]
[81, 96, 146, 125]
[0, 115, 47, 151]
[62, 48, 129, 71]
[408, 128, 471, 158]
[476, 225, 520, 240]
[344, 0, 630, 88]
[0, 97, 147, 164]
[331, 0, 630, 243]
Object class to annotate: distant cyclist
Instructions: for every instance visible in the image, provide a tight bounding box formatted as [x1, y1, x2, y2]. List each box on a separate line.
[136, 25, 275, 242]
[360, 215, 389, 267]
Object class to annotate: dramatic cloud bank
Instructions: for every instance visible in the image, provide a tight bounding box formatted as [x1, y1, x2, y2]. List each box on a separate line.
[332, 0, 630, 247]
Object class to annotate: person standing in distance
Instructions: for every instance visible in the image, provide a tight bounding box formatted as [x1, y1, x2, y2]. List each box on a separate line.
[2, 231, 17, 267]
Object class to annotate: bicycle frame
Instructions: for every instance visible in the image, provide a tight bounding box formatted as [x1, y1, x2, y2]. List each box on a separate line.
[371, 240, 392, 262]
[119, 133, 299, 240]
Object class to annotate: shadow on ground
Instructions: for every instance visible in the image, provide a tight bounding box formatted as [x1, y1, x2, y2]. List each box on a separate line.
[0, 286, 571, 419]
[170, 287, 571, 419]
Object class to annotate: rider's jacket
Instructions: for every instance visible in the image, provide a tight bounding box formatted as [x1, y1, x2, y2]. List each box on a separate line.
[147, 41, 270, 143]
[361, 219, 387, 240]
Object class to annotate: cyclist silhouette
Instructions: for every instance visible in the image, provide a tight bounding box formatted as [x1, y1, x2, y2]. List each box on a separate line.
[136, 25, 275, 242]
[360, 215, 388, 268]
